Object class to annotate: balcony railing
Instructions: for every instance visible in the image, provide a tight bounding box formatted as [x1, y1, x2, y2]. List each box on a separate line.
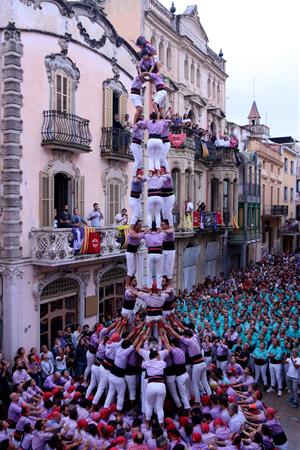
[41, 110, 92, 153]
[193, 211, 224, 233]
[280, 224, 300, 235]
[169, 126, 239, 164]
[228, 228, 261, 244]
[100, 127, 134, 161]
[31, 226, 123, 266]
[263, 205, 288, 216]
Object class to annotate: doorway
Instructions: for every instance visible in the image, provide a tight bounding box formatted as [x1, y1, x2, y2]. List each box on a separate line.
[54, 173, 72, 215]
[40, 278, 79, 349]
[98, 268, 126, 322]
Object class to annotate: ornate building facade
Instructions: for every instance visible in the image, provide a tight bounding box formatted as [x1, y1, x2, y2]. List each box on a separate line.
[0, 0, 139, 357]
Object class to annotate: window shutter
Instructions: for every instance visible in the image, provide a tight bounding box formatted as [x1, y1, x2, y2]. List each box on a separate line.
[39, 171, 53, 227]
[103, 87, 113, 127]
[108, 180, 121, 225]
[75, 176, 85, 218]
[109, 182, 114, 225]
[53, 70, 72, 113]
[118, 93, 127, 124]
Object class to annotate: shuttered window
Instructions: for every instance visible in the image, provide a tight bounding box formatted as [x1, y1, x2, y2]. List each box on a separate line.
[75, 176, 85, 218]
[108, 179, 121, 226]
[39, 171, 54, 227]
[103, 87, 113, 127]
[53, 70, 72, 113]
[118, 93, 127, 124]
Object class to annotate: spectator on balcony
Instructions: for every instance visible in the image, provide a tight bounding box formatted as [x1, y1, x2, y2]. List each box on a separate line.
[113, 113, 124, 152]
[115, 208, 128, 226]
[58, 204, 72, 228]
[53, 209, 59, 228]
[183, 199, 194, 231]
[197, 202, 206, 213]
[230, 134, 239, 148]
[122, 113, 132, 151]
[171, 112, 182, 127]
[87, 203, 104, 227]
[182, 113, 192, 127]
[71, 208, 87, 253]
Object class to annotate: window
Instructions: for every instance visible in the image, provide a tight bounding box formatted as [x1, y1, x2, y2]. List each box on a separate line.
[270, 186, 273, 205]
[166, 46, 172, 68]
[151, 35, 156, 49]
[290, 188, 294, 202]
[184, 59, 189, 79]
[284, 157, 288, 172]
[98, 269, 126, 320]
[53, 70, 72, 113]
[108, 179, 121, 226]
[277, 187, 280, 205]
[159, 41, 164, 64]
[207, 77, 211, 97]
[278, 167, 280, 176]
[103, 82, 127, 127]
[263, 161, 265, 170]
[190, 64, 195, 83]
[196, 68, 201, 87]
[271, 164, 273, 173]
[171, 169, 180, 208]
[212, 80, 216, 101]
[217, 84, 221, 104]
[291, 160, 294, 174]
[297, 179, 300, 193]
[284, 186, 288, 201]
[262, 184, 265, 213]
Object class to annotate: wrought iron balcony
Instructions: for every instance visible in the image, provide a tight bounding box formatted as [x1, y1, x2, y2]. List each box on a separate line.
[41, 110, 92, 153]
[228, 228, 261, 244]
[100, 127, 134, 161]
[263, 205, 288, 216]
[31, 226, 123, 266]
[280, 224, 300, 235]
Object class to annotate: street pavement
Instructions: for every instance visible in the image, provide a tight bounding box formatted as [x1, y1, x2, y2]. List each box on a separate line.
[264, 389, 300, 450]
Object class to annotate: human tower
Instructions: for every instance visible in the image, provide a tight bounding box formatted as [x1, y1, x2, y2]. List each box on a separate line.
[84, 37, 210, 428]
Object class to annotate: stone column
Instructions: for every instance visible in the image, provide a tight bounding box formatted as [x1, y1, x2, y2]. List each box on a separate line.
[218, 181, 224, 215]
[0, 23, 23, 259]
[179, 171, 186, 229]
[0, 265, 23, 359]
[228, 181, 233, 219]
[207, 178, 211, 211]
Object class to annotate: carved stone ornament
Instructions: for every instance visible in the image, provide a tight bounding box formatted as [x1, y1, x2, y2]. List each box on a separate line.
[45, 152, 80, 178]
[45, 53, 80, 88]
[0, 265, 24, 279]
[111, 57, 120, 81]
[19, 0, 75, 17]
[77, 21, 106, 49]
[101, 161, 128, 196]
[103, 77, 127, 97]
[4, 22, 21, 41]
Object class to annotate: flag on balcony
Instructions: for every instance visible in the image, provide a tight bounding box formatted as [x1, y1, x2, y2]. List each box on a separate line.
[169, 133, 186, 148]
[193, 211, 200, 229]
[202, 142, 209, 158]
[80, 227, 101, 255]
[232, 215, 239, 229]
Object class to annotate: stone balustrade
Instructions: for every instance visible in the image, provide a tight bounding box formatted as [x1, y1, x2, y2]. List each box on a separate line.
[31, 226, 122, 266]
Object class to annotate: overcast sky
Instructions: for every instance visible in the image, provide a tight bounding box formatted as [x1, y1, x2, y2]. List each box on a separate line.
[160, 0, 300, 139]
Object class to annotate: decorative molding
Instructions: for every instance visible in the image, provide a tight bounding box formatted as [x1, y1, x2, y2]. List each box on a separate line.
[0, 265, 24, 279]
[101, 161, 128, 196]
[45, 152, 80, 178]
[94, 262, 127, 285]
[77, 21, 106, 49]
[111, 57, 120, 82]
[103, 76, 127, 97]
[0, 22, 23, 259]
[19, 0, 75, 17]
[58, 32, 72, 56]
[45, 53, 80, 88]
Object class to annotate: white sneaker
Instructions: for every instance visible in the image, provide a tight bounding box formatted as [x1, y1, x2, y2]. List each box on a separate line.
[278, 390, 282, 397]
[266, 387, 275, 393]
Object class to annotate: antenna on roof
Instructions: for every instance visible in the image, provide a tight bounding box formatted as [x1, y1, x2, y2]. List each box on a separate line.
[253, 76, 256, 100]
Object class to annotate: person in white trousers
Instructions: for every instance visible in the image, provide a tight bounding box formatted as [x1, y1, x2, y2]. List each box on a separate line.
[125, 220, 144, 286]
[267, 338, 283, 396]
[160, 170, 175, 227]
[160, 117, 171, 172]
[161, 219, 175, 282]
[138, 331, 170, 427]
[84, 327, 102, 380]
[85, 358, 101, 400]
[252, 341, 269, 389]
[146, 173, 163, 228]
[169, 339, 191, 411]
[143, 225, 164, 290]
[130, 121, 144, 176]
[128, 174, 145, 226]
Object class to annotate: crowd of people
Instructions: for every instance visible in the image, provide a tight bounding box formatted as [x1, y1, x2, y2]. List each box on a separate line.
[0, 253, 298, 449]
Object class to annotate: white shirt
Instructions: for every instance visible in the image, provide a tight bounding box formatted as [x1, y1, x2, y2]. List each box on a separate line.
[229, 411, 246, 433]
[286, 357, 300, 378]
[186, 201, 194, 212]
[115, 213, 128, 226]
[87, 209, 103, 227]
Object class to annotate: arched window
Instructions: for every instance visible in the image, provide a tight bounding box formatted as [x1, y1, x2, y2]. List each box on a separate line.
[108, 178, 122, 226]
[166, 46, 172, 69]
[40, 278, 79, 348]
[184, 59, 189, 80]
[190, 64, 195, 83]
[207, 77, 211, 97]
[185, 169, 191, 199]
[196, 67, 201, 87]
[159, 41, 165, 64]
[45, 53, 80, 114]
[217, 84, 221, 104]
[151, 35, 156, 49]
[212, 80, 216, 101]
[98, 268, 126, 320]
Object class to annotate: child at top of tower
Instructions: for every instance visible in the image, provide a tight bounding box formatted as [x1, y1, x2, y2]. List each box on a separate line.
[137, 47, 158, 75]
[136, 35, 160, 73]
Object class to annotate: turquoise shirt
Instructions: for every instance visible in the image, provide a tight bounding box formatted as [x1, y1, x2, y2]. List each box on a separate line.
[268, 345, 283, 361]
